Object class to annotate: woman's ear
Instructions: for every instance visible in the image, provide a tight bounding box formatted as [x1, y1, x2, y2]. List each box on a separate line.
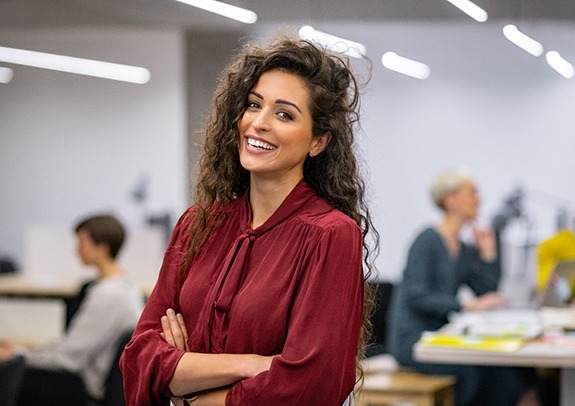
[309, 132, 332, 157]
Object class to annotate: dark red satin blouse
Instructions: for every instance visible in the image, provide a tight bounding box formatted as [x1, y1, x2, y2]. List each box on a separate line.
[120, 180, 364, 405]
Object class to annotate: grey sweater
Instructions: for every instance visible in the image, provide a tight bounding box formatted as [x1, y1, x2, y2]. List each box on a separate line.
[26, 276, 144, 399]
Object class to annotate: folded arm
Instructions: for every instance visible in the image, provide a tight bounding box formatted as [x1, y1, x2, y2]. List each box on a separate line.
[161, 308, 275, 399]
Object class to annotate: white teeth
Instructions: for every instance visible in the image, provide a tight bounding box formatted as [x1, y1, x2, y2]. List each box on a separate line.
[247, 138, 276, 150]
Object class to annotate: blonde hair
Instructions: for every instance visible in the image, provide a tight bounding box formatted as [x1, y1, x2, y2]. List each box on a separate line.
[430, 169, 473, 211]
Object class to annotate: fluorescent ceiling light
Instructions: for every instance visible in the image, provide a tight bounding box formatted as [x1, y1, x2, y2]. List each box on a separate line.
[445, 0, 488, 22]
[0, 46, 151, 84]
[381, 52, 430, 80]
[546, 51, 574, 79]
[174, 0, 257, 24]
[502, 25, 544, 56]
[0, 66, 14, 84]
[298, 26, 366, 59]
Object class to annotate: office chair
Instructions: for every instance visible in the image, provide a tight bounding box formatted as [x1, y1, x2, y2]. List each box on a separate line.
[101, 329, 133, 406]
[0, 354, 26, 406]
[365, 281, 394, 357]
[64, 279, 97, 330]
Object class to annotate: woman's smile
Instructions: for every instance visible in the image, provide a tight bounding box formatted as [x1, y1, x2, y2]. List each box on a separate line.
[245, 136, 278, 152]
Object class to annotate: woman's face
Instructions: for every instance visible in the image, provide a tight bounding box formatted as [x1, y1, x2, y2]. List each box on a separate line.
[237, 69, 329, 186]
[76, 230, 105, 265]
[445, 179, 480, 220]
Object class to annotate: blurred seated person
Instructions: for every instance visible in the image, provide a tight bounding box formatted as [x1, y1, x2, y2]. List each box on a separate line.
[0, 214, 145, 405]
[537, 216, 575, 295]
[387, 169, 541, 406]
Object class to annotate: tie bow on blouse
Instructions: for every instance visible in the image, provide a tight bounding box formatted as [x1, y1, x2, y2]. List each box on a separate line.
[194, 180, 315, 353]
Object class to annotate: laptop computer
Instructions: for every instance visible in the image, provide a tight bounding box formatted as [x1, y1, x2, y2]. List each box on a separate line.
[539, 259, 575, 307]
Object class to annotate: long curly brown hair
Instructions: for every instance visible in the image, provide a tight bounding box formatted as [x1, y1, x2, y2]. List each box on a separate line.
[182, 35, 379, 394]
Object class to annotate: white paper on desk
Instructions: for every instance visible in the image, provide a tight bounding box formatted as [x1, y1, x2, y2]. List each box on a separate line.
[447, 309, 543, 339]
[540, 307, 575, 330]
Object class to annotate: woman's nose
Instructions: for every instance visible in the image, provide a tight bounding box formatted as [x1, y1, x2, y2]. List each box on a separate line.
[252, 110, 272, 131]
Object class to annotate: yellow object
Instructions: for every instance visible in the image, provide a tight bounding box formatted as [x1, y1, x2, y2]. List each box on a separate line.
[420, 333, 526, 352]
[537, 229, 575, 293]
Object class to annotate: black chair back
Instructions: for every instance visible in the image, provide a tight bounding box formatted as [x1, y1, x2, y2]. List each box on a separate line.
[366, 282, 394, 357]
[102, 330, 134, 406]
[0, 355, 25, 406]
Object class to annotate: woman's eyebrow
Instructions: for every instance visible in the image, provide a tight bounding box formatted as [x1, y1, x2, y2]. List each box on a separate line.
[249, 90, 302, 114]
[276, 99, 302, 114]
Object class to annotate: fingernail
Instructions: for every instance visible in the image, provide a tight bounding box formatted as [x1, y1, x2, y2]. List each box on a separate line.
[167, 308, 175, 316]
[161, 316, 168, 324]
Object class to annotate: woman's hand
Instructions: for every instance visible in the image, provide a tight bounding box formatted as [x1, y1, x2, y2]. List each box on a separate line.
[472, 226, 497, 262]
[161, 308, 190, 351]
[162, 307, 279, 398]
[463, 292, 509, 311]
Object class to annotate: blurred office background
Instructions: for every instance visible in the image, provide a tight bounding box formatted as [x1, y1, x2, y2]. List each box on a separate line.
[1, 0, 574, 288]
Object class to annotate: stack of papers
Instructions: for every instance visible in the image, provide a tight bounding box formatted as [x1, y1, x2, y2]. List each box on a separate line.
[419, 309, 544, 353]
[444, 309, 543, 339]
[420, 332, 526, 352]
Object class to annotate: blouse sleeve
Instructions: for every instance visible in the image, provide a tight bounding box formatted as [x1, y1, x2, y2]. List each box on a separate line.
[401, 231, 462, 319]
[225, 219, 364, 406]
[464, 244, 500, 296]
[119, 210, 192, 406]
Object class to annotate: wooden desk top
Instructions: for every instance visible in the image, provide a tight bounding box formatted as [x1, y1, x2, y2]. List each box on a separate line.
[414, 308, 575, 369]
[415, 338, 575, 368]
[0, 274, 154, 299]
[0, 274, 80, 298]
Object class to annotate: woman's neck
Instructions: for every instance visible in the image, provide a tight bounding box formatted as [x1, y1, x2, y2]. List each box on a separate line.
[249, 175, 301, 229]
[437, 215, 465, 239]
[97, 259, 122, 280]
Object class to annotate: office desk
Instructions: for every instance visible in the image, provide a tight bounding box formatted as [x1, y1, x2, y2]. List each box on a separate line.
[0, 274, 80, 298]
[0, 274, 152, 344]
[0, 275, 82, 344]
[0, 274, 154, 299]
[414, 309, 575, 406]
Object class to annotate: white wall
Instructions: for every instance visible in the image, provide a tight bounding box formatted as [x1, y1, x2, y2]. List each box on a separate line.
[2, 20, 575, 288]
[357, 21, 575, 282]
[0, 28, 188, 274]
[256, 20, 575, 283]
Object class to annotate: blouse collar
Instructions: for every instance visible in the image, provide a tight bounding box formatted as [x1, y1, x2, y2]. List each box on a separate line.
[240, 179, 317, 235]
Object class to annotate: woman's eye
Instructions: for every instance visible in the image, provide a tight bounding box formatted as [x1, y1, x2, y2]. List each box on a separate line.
[247, 100, 260, 109]
[277, 111, 293, 121]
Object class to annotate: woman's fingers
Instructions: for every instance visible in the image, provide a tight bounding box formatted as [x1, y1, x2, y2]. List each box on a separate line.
[161, 315, 175, 347]
[162, 308, 188, 350]
[176, 313, 190, 351]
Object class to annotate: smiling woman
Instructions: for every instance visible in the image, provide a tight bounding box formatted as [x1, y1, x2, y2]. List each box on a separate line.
[238, 69, 332, 211]
[120, 35, 378, 406]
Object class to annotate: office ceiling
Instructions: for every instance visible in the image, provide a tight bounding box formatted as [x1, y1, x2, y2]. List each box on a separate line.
[2, 0, 575, 31]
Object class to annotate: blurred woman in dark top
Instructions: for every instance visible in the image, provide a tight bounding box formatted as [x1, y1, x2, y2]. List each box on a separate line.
[387, 169, 541, 406]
